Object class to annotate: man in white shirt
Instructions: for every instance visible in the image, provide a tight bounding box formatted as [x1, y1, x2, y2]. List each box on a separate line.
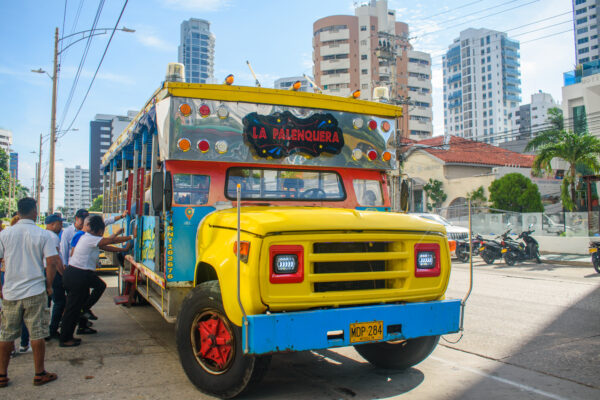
[59, 208, 126, 327]
[0, 198, 61, 387]
[45, 214, 65, 340]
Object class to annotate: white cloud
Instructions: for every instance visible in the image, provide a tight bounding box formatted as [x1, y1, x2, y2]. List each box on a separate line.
[161, 0, 231, 11]
[137, 34, 174, 52]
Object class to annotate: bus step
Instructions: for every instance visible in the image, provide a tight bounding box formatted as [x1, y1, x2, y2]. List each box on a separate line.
[113, 295, 131, 305]
[122, 274, 137, 283]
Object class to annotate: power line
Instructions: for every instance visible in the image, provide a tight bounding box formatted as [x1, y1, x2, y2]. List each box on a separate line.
[412, 0, 540, 39]
[504, 11, 571, 32]
[60, 0, 130, 137]
[421, 0, 483, 20]
[434, 0, 523, 27]
[521, 28, 573, 44]
[57, 0, 106, 132]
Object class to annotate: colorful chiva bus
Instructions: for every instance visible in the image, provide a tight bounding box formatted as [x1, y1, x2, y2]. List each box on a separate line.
[101, 65, 461, 398]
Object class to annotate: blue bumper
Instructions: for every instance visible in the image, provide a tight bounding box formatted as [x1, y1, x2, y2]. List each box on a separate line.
[243, 299, 461, 355]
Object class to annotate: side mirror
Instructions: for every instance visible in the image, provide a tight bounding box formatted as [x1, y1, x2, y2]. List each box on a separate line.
[164, 171, 173, 212]
[400, 180, 409, 213]
[152, 172, 163, 214]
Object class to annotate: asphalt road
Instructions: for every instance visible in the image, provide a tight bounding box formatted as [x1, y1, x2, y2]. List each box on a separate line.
[2, 259, 599, 399]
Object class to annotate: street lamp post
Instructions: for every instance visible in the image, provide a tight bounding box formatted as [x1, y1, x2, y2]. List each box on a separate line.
[32, 26, 134, 214]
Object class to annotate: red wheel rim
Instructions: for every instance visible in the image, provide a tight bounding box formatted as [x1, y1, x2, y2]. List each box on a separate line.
[191, 310, 235, 374]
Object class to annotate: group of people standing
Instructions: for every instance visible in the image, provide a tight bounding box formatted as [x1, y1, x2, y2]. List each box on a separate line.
[0, 198, 131, 388]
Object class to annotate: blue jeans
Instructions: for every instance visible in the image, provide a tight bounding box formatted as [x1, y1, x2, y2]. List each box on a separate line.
[49, 273, 66, 335]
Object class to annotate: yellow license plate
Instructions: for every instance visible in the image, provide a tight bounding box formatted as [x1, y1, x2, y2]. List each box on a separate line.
[590, 248, 597, 253]
[350, 321, 383, 343]
[501, 248, 507, 253]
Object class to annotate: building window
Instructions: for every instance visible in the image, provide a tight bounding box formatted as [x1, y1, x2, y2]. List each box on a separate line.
[360, 25, 367, 31]
[577, 17, 588, 24]
[576, 0, 586, 5]
[360, 40, 367, 46]
[576, 7, 587, 15]
[361, 54, 367, 60]
[579, 47, 590, 54]
[578, 27, 589, 34]
[361, 69, 368, 75]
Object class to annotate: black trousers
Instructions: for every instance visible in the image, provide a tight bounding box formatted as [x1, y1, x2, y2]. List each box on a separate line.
[60, 267, 103, 342]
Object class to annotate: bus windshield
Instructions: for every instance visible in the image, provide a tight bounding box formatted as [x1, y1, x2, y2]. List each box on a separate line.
[226, 167, 345, 201]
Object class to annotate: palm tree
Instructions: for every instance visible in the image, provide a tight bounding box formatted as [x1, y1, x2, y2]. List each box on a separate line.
[525, 119, 600, 210]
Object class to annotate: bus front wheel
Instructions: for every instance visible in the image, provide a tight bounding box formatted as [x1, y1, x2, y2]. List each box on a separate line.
[176, 281, 271, 399]
[354, 335, 440, 370]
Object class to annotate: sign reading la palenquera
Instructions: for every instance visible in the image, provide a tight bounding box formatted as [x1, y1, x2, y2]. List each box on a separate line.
[242, 111, 344, 158]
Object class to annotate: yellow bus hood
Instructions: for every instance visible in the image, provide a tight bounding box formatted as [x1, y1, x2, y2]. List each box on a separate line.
[204, 207, 447, 236]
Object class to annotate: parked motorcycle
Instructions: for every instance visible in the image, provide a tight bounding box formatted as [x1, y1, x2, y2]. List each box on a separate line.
[456, 233, 484, 263]
[479, 230, 511, 265]
[589, 241, 600, 273]
[501, 224, 541, 265]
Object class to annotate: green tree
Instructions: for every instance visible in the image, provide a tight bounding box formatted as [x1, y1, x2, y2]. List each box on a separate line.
[488, 173, 543, 212]
[423, 178, 447, 212]
[466, 185, 487, 210]
[525, 109, 600, 211]
[89, 195, 103, 212]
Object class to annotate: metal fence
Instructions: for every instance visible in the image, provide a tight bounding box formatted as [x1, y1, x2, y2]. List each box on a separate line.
[432, 206, 593, 237]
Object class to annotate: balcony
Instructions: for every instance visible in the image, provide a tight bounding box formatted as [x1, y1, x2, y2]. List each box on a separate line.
[505, 59, 520, 68]
[408, 62, 431, 75]
[563, 59, 600, 86]
[320, 29, 350, 42]
[447, 90, 462, 101]
[408, 76, 432, 90]
[409, 119, 433, 133]
[320, 43, 350, 57]
[322, 58, 350, 70]
[504, 77, 521, 86]
[504, 94, 522, 102]
[447, 73, 461, 85]
[320, 73, 351, 85]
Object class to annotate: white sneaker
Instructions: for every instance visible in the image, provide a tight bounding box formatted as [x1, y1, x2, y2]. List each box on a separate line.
[19, 345, 32, 353]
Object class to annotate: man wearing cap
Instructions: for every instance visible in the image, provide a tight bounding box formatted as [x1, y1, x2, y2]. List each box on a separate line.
[45, 214, 65, 340]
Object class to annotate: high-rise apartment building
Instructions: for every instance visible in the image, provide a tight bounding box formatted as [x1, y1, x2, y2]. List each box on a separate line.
[510, 91, 559, 139]
[274, 76, 315, 92]
[0, 128, 12, 152]
[64, 165, 91, 216]
[9, 152, 18, 180]
[178, 18, 215, 83]
[89, 111, 137, 200]
[572, 0, 600, 65]
[562, 60, 600, 136]
[443, 28, 521, 144]
[313, 0, 433, 138]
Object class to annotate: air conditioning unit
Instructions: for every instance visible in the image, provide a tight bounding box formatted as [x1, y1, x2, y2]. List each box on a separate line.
[166, 62, 185, 83]
[373, 86, 389, 102]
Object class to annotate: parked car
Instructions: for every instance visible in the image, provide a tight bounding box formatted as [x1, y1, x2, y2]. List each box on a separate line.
[412, 213, 470, 257]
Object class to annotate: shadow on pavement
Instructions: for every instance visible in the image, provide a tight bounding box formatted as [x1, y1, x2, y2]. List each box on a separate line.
[243, 348, 425, 399]
[452, 285, 600, 398]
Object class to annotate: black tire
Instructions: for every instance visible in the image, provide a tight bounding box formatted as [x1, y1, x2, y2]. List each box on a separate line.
[504, 252, 516, 266]
[593, 253, 600, 274]
[456, 246, 470, 263]
[481, 251, 495, 265]
[176, 281, 271, 399]
[354, 335, 440, 370]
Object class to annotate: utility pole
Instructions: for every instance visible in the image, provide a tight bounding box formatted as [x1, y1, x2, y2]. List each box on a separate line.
[48, 27, 59, 214]
[37, 133, 42, 216]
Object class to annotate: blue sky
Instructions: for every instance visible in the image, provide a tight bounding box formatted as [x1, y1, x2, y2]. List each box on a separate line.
[0, 0, 573, 211]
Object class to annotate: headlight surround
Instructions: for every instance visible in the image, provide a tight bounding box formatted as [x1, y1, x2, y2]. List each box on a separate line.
[414, 243, 441, 277]
[269, 245, 304, 283]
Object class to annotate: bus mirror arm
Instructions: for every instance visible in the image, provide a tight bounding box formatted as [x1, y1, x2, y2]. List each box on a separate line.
[152, 172, 164, 214]
[164, 171, 173, 212]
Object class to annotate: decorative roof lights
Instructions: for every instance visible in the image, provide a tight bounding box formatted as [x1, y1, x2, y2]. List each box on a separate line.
[197, 139, 210, 153]
[353, 118, 364, 129]
[217, 105, 229, 119]
[352, 148, 363, 161]
[215, 140, 228, 154]
[177, 138, 191, 152]
[368, 120, 377, 131]
[367, 149, 378, 161]
[199, 104, 210, 118]
[179, 103, 192, 117]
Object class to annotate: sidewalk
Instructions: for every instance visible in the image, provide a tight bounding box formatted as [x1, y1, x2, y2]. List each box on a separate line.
[540, 252, 591, 267]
